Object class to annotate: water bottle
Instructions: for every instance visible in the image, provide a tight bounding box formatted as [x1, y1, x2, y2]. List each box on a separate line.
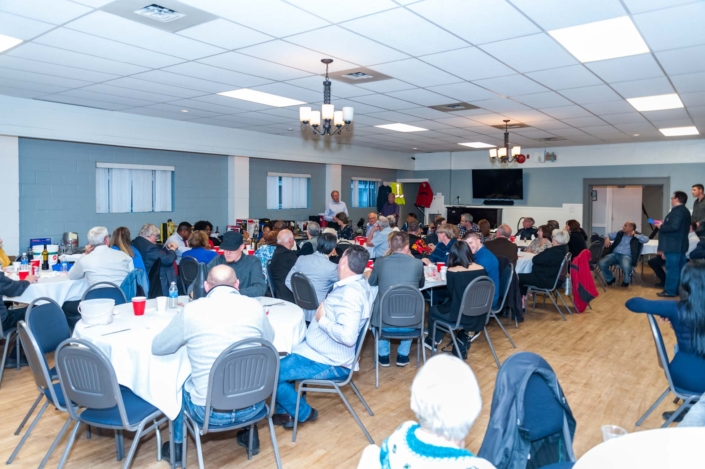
[61, 260, 68, 273]
[20, 252, 28, 266]
[168, 282, 178, 309]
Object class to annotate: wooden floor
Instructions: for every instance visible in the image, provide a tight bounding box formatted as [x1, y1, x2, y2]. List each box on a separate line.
[0, 269, 680, 468]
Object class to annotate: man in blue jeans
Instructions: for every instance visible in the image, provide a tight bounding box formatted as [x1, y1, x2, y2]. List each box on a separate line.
[654, 191, 691, 297]
[152, 265, 275, 464]
[273, 245, 372, 428]
[599, 222, 649, 287]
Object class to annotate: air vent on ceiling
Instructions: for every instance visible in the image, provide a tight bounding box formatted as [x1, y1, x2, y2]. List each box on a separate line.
[429, 102, 480, 113]
[536, 137, 567, 142]
[134, 4, 185, 23]
[341, 72, 374, 80]
[328, 67, 392, 83]
[491, 122, 529, 130]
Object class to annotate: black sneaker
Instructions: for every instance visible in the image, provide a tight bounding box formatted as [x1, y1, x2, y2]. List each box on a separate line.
[621, 282, 630, 287]
[283, 408, 318, 429]
[236, 425, 260, 456]
[161, 441, 182, 466]
[662, 410, 687, 423]
[451, 331, 470, 360]
[423, 336, 437, 352]
[396, 355, 410, 367]
[378, 355, 390, 367]
[606, 279, 616, 286]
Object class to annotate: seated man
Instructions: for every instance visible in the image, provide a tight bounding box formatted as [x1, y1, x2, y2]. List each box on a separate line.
[407, 220, 432, 259]
[0, 271, 37, 366]
[464, 232, 500, 308]
[64, 226, 135, 328]
[206, 231, 266, 297]
[599, 222, 648, 287]
[458, 213, 479, 238]
[516, 217, 538, 240]
[365, 212, 378, 237]
[297, 222, 320, 257]
[273, 246, 372, 429]
[380, 192, 400, 220]
[269, 230, 298, 302]
[285, 233, 339, 323]
[422, 223, 458, 265]
[425, 216, 445, 246]
[153, 265, 274, 464]
[401, 212, 417, 232]
[165, 221, 192, 264]
[368, 232, 424, 367]
[366, 216, 393, 259]
[484, 224, 518, 264]
[132, 223, 178, 296]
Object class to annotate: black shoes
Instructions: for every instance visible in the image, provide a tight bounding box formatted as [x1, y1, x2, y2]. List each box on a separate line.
[657, 291, 676, 298]
[273, 408, 318, 429]
[621, 282, 630, 287]
[606, 279, 616, 286]
[236, 425, 260, 456]
[396, 355, 410, 367]
[423, 336, 438, 352]
[663, 410, 687, 423]
[161, 441, 182, 466]
[378, 355, 390, 367]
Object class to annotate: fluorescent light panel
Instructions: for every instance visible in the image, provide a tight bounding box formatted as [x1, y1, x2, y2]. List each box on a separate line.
[659, 126, 699, 137]
[0, 33, 22, 53]
[627, 93, 683, 112]
[458, 142, 496, 148]
[218, 89, 305, 107]
[549, 16, 649, 63]
[375, 123, 428, 132]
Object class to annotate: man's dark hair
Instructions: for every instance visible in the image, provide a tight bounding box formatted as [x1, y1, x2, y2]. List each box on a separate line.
[407, 220, 420, 233]
[177, 222, 192, 232]
[343, 245, 369, 274]
[407, 213, 417, 219]
[390, 232, 409, 252]
[693, 184, 704, 192]
[193, 220, 213, 231]
[674, 191, 688, 205]
[317, 233, 337, 255]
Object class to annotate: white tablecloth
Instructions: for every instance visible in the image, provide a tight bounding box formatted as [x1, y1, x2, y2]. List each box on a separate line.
[574, 427, 705, 469]
[4, 274, 88, 305]
[516, 252, 535, 274]
[516, 239, 532, 249]
[641, 239, 659, 255]
[73, 295, 306, 420]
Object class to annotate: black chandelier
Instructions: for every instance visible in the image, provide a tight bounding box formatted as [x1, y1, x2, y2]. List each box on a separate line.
[489, 120, 524, 163]
[299, 59, 354, 136]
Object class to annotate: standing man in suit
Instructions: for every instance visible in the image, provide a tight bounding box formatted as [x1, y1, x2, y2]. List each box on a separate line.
[269, 230, 298, 302]
[654, 191, 692, 297]
[484, 224, 518, 265]
[368, 232, 424, 367]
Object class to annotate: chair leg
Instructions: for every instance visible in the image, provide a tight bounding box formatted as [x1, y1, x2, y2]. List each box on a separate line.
[449, 329, 462, 360]
[14, 392, 43, 435]
[350, 381, 374, 416]
[374, 333, 379, 389]
[268, 417, 283, 469]
[57, 421, 82, 469]
[155, 419, 162, 461]
[431, 323, 438, 356]
[335, 386, 374, 444]
[420, 333, 426, 364]
[7, 400, 49, 464]
[547, 291, 567, 321]
[182, 419, 189, 469]
[247, 423, 254, 460]
[492, 313, 516, 348]
[0, 331, 13, 387]
[193, 430, 205, 469]
[15, 331, 20, 370]
[292, 384, 303, 442]
[38, 418, 71, 469]
[115, 430, 125, 461]
[556, 291, 574, 315]
[122, 423, 145, 469]
[169, 421, 175, 469]
[484, 327, 501, 368]
[636, 387, 670, 426]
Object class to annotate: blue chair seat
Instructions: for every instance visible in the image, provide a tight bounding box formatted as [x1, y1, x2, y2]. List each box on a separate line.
[187, 405, 268, 432]
[81, 386, 159, 426]
[540, 463, 575, 469]
[523, 374, 564, 441]
[43, 382, 65, 408]
[670, 352, 705, 395]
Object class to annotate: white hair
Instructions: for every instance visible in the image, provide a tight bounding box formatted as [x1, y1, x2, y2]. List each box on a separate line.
[139, 224, 159, 238]
[387, 215, 397, 227]
[378, 216, 390, 228]
[461, 213, 473, 223]
[552, 229, 570, 245]
[322, 227, 338, 236]
[497, 224, 512, 238]
[277, 229, 294, 245]
[410, 354, 482, 442]
[87, 226, 109, 246]
[307, 221, 320, 236]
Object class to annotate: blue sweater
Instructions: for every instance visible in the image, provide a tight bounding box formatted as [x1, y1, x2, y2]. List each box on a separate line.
[182, 247, 218, 265]
[111, 245, 145, 271]
[428, 238, 456, 264]
[473, 246, 500, 307]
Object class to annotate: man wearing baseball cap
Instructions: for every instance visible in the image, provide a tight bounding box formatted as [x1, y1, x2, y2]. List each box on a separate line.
[205, 231, 266, 297]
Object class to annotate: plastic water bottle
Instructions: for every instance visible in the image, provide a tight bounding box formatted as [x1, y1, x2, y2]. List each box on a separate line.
[168, 282, 178, 309]
[20, 252, 28, 266]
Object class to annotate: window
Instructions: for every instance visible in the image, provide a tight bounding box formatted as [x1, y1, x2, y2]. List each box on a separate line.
[266, 173, 310, 209]
[350, 178, 380, 208]
[96, 163, 173, 213]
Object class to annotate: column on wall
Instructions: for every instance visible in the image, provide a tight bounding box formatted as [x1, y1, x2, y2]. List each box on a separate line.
[325, 164, 342, 200]
[0, 136, 19, 255]
[228, 156, 250, 224]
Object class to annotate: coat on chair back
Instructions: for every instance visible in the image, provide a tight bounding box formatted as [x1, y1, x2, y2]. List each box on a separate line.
[570, 250, 598, 313]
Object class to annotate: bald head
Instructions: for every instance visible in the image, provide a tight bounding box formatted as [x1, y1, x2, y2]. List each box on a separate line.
[277, 229, 295, 249]
[205, 265, 238, 292]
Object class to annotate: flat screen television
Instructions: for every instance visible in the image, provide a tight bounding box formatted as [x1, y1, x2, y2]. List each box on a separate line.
[472, 169, 523, 200]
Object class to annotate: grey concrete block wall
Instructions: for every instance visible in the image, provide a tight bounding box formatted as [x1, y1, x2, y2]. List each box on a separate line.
[18, 138, 228, 253]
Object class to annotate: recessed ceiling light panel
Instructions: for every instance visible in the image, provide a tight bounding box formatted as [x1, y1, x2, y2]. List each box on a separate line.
[659, 126, 699, 137]
[218, 89, 306, 107]
[627, 93, 684, 112]
[0, 33, 22, 54]
[458, 142, 496, 148]
[549, 16, 649, 63]
[375, 123, 428, 132]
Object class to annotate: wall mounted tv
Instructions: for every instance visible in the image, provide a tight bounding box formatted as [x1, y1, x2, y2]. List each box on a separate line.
[472, 169, 524, 200]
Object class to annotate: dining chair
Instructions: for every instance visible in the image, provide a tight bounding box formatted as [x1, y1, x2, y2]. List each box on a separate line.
[0, 315, 20, 388]
[290, 272, 319, 311]
[178, 258, 200, 293]
[265, 260, 276, 298]
[489, 263, 517, 348]
[526, 253, 573, 321]
[82, 282, 127, 304]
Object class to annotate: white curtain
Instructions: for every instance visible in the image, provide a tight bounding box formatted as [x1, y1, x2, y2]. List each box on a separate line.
[154, 170, 172, 212]
[351, 180, 359, 208]
[293, 177, 308, 209]
[281, 177, 294, 209]
[109, 169, 131, 213]
[131, 169, 153, 212]
[267, 176, 279, 209]
[96, 168, 110, 213]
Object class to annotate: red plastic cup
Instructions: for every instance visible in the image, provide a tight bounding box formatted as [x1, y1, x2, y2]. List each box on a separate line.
[132, 296, 146, 316]
[18, 271, 29, 281]
[248, 250, 255, 255]
[510, 236, 516, 243]
[31, 260, 40, 274]
[367, 260, 374, 270]
[436, 262, 445, 272]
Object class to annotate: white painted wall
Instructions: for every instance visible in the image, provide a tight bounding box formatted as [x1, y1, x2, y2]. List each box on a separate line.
[325, 164, 342, 200]
[0, 135, 19, 256]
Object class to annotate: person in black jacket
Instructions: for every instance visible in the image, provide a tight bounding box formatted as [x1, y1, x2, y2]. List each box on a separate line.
[565, 219, 587, 259]
[655, 191, 692, 297]
[297, 222, 320, 257]
[516, 217, 538, 240]
[0, 271, 37, 366]
[269, 230, 298, 302]
[518, 229, 570, 296]
[132, 223, 178, 296]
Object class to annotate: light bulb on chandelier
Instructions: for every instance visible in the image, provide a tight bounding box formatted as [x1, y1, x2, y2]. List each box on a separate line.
[489, 120, 525, 164]
[299, 59, 354, 136]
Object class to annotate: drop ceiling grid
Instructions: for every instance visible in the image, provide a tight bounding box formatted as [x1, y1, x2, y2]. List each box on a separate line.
[0, 0, 700, 152]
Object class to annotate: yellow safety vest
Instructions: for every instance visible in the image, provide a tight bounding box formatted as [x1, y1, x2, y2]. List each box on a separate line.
[390, 182, 405, 205]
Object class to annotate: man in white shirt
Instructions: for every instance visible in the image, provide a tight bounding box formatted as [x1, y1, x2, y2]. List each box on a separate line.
[165, 221, 192, 264]
[273, 245, 371, 430]
[153, 265, 275, 464]
[365, 212, 378, 237]
[324, 190, 349, 223]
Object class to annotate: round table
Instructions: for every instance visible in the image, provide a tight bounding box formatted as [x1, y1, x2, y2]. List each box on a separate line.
[574, 427, 705, 468]
[3, 271, 88, 305]
[516, 252, 535, 274]
[73, 296, 306, 419]
[641, 239, 659, 256]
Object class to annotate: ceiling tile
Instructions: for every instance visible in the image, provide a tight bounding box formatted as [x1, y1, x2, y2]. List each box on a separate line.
[447, 108, 494, 117]
[560, 85, 623, 104]
[531, 120, 572, 130]
[540, 105, 593, 119]
[161, 62, 272, 88]
[285, 76, 373, 99]
[369, 59, 462, 87]
[58, 89, 153, 107]
[582, 100, 636, 115]
[353, 115, 396, 126]
[341, 8, 467, 56]
[610, 77, 675, 98]
[655, 44, 705, 76]
[512, 92, 574, 108]
[80, 84, 178, 103]
[131, 71, 235, 93]
[350, 93, 417, 110]
[198, 52, 312, 81]
[642, 108, 691, 121]
[364, 111, 421, 123]
[237, 41, 357, 74]
[385, 89, 454, 106]
[0, 67, 91, 89]
[510, 0, 627, 30]
[624, 0, 702, 14]
[65, 11, 225, 60]
[501, 109, 556, 123]
[122, 108, 195, 120]
[70, 0, 114, 6]
[525, 65, 602, 90]
[682, 91, 705, 106]
[286, 0, 398, 23]
[471, 98, 531, 113]
[0, 85, 52, 99]
[8, 43, 148, 75]
[468, 112, 515, 125]
[433, 116, 485, 128]
[480, 34, 578, 73]
[648, 117, 694, 127]
[141, 104, 221, 119]
[399, 107, 452, 119]
[582, 125, 626, 134]
[404, 120, 454, 130]
[177, 19, 272, 50]
[102, 77, 208, 99]
[0, 55, 118, 82]
[419, 47, 516, 81]
[0, 0, 91, 24]
[0, 11, 55, 40]
[585, 54, 664, 83]
[355, 79, 416, 93]
[601, 112, 650, 124]
[329, 98, 385, 114]
[39, 95, 131, 110]
[671, 72, 705, 93]
[561, 116, 608, 127]
[472, 75, 549, 96]
[0, 77, 68, 94]
[427, 82, 499, 102]
[286, 25, 409, 66]
[687, 104, 705, 115]
[549, 128, 591, 137]
[409, 0, 541, 45]
[250, 82, 323, 103]
[180, 96, 269, 113]
[633, 2, 705, 51]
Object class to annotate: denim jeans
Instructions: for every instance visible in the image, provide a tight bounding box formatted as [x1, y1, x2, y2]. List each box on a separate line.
[599, 253, 634, 283]
[377, 327, 414, 357]
[276, 353, 349, 421]
[664, 252, 687, 296]
[173, 388, 265, 443]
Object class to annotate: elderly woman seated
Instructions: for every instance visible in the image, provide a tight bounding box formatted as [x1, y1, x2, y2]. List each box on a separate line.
[357, 355, 496, 469]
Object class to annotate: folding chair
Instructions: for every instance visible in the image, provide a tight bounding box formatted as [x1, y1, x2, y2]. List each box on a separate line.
[489, 264, 517, 348]
[293, 320, 374, 444]
[266, 259, 276, 298]
[588, 241, 607, 292]
[0, 312, 20, 388]
[526, 253, 573, 321]
[290, 272, 320, 311]
[82, 282, 127, 304]
[178, 257, 200, 293]
[636, 314, 703, 428]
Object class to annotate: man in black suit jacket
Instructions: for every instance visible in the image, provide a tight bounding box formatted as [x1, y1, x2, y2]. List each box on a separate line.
[484, 224, 518, 265]
[132, 223, 178, 296]
[269, 230, 298, 302]
[655, 191, 692, 297]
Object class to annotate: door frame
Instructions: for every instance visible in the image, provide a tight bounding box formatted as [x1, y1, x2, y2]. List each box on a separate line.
[583, 177, 670, 234]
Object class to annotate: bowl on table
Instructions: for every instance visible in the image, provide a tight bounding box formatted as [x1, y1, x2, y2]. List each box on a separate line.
[78, 299, 115, 326]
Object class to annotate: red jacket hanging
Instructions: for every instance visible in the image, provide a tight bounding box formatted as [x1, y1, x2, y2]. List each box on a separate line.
[570, 249, 598, 313]
[415, 181, 433, 208]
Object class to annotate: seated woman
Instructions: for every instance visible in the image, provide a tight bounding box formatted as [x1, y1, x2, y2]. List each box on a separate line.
[193, 220, 218, 247]
[357, 354, 496, 469]
[422, 223, 459, 266]
[258, 225, 271, 243]
[110, 226, 145, 270]
[333, 212, 355, 240]
[182, 230, 218, 265]
[518, 229, 569, 296]
[425, 241, 488, 359]
[254, 230, 278, 281]
[565, 219, 587, 258]
[525, 224, 553, 254]
[478, 219, 494, 244]
[626, 260, 705, 394]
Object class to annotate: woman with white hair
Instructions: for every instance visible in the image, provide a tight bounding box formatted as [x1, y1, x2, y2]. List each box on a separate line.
[518, 229, 570, 296]
[357, 354, 496, 468]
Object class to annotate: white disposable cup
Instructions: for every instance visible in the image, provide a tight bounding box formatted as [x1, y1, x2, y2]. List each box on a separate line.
[440, 267, 448, 281]
[601, 425, 627, 442]
[156, 296, 167, 312]
[12, 262, 20, 271]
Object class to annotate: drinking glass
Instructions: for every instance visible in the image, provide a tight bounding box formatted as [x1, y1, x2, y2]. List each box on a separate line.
[601, 425, 627, 442]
